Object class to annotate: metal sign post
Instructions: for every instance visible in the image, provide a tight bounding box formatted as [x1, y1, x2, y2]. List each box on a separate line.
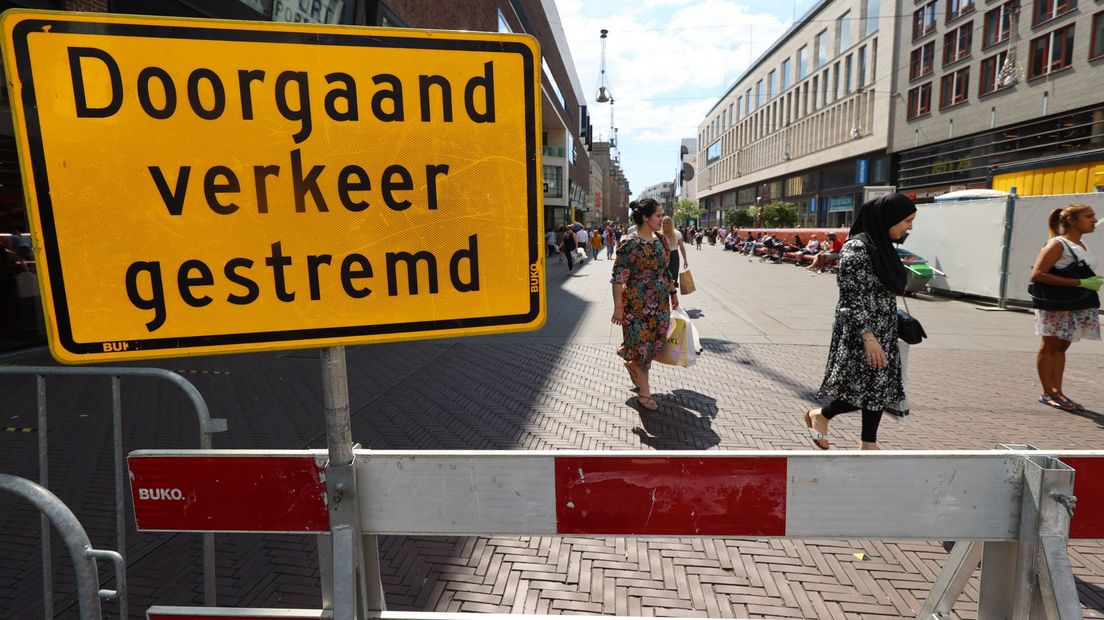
[320, 346, 383, 618]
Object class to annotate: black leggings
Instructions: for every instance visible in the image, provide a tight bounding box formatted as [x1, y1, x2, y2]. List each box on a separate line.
[820, 399, 884, 443]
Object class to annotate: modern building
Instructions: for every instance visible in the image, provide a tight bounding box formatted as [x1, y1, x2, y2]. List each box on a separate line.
[696, 0, 894, 229]
[639, 181, 676, 208]
[889, 0, 1104, 200]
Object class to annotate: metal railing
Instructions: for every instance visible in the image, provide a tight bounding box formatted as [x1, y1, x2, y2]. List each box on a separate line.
[0, 474, 126, 620]
[0, 366, 227, 613]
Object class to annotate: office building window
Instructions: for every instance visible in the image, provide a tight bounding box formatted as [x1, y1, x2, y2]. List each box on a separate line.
[979, 50, 1010, 95]
[832, 62, 840, 100]
[845, 55, 854, 93]
[543, 165, 562, 198]
[1028, 24, 1075, 78]
[798, 46, 808, 79]
[706, 140, 721, 163]
[737, 97, 743, 120]
[755, 80, 762, 108]
[910, 41, 935, 79]
[768, 70, 777, 99]
[857, 46, 867, 88]
[939, 67, 969, 108]
[837, 11, 851, 52]
[815, 30, 828, 67]
[947, 0, 974, 22]
[983, 2, 1014, 48]
[1034, 0, 1076, 26]
[943, 23, 973, 65]
[811, 75, 819, 110]
[782, 58, 792, 90]
[1092, 11, 1104, 60]
[863, 0, 879, 37]
[907, 83, 932, 118]
[913, 1, 938, 40]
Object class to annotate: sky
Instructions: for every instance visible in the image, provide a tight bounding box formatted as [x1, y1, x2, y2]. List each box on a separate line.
[553, 0, 820, 198]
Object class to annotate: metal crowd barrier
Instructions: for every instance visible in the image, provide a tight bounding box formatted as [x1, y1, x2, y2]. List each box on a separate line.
[0, 366, 226, 614]
[0, 474, 126, 620]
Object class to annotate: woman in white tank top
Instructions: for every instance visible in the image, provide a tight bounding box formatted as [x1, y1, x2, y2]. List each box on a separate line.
[1029, 204, 1101, 412]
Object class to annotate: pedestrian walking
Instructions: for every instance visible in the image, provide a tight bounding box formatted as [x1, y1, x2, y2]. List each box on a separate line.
[802, 193, 917, 450]
[1030, 203, 1101, 412]
[611, 198, 679, 411]
[661, 216, 688, 289]
[575, 226, 589, 262]
[545, 227, 557, 262]
[694, 228, 703, 250]
[590, 227, 603, 260]
[605, 226, 616, 259]
[560, 226, 576, 271]
[554, 227, 565, 264]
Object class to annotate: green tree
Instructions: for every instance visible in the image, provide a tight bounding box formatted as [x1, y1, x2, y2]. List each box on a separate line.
[759, 200, 798, 227]
[673, 199, 704, 226]
[725, 208, 754, 228]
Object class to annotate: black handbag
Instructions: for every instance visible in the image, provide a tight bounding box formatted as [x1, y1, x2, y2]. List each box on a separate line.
[897, 296, 926, 345]
[1028, 239, 1098, 311]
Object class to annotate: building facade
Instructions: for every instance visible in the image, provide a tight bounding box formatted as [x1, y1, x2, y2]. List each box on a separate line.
[890, 0, 1104, 200]
[697, 0, 894, 229]
[638, 181, 675, 208]
[588, 141, 631, 226]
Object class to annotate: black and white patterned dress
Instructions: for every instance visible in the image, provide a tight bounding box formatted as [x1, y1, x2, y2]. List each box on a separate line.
[817, 238, 905, 409]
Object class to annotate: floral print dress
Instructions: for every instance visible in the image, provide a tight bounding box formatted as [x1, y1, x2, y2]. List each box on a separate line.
[817, 238, 905, 409]
[612, 234, 674, 370]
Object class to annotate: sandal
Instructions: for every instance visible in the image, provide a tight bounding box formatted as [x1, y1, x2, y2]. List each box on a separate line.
[1039, 394, 1075, 412]
[636, 395, 659, 410]
[1056, 395, 1086, 412]
[803, 410, 830, 450]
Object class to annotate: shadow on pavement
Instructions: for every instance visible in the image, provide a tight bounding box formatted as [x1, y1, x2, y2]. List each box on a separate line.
[630, 394, 721, 451]
[1065, 408, 1104, 430]
[1076, 577, 1104, 612]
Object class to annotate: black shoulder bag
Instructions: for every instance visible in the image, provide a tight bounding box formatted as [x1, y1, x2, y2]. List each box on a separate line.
[1028, 238, 1099, 311]
[897, 295, 926, 345]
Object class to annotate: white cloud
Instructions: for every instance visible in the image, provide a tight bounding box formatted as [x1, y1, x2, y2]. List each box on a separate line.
[555, 0, 792, 189]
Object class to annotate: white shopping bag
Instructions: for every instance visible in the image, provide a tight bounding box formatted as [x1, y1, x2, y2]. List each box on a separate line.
[657, 307, 704, 367]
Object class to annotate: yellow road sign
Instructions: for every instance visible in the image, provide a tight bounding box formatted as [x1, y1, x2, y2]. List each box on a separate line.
[1, 10, 545, 363]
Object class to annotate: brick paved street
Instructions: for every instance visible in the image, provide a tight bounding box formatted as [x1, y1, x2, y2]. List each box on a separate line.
[3, 242, 1104, 618]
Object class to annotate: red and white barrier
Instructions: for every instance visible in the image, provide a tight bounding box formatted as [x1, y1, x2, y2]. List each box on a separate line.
[128, 449, 1104, 540]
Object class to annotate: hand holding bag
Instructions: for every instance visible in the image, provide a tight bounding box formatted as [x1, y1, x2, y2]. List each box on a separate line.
[656, 307, 703, 366]
[896, 296, 926, 345]
[1028, 239, 1098, 310]
[679, 269, 696, 295]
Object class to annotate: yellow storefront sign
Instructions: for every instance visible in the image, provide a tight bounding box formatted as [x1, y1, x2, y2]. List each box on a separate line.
[1, 10, 544, 363]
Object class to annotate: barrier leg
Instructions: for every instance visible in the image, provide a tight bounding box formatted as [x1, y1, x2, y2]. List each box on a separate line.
[318, 534, 334, 611]
[977, 541, 1017, 618]
[362, 534, 386, 610]
[1011, 456, 1078, 619]
[915, 541, 982, 619]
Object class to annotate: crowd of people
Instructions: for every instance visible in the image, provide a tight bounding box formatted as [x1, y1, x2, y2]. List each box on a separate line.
[587, 193, 1101, 450]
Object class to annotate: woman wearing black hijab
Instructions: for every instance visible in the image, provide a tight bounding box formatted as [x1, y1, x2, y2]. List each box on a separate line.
[803, 193, 917, 450]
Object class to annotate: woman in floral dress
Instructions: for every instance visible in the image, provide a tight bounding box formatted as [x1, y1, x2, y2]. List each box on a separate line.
[611, 198, 679, 410]
[803, 193, 916, 449]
